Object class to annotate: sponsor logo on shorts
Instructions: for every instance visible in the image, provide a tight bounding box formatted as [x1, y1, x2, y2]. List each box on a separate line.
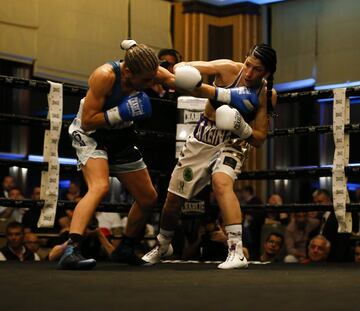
[223, 156, 237, 169]
[181, 200, 205, 215]
[194, 120, 232, 146]
[179, 181, 185, 193]
[72, 131, 86, 146]
[183, 167, 193, 182]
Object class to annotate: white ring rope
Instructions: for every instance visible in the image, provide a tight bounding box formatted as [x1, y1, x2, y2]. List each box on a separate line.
[37, 81, 63, 228]
[332, 88, 352, 233]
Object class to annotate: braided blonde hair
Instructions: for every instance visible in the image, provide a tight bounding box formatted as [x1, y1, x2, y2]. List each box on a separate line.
[121, 39, 159, 74]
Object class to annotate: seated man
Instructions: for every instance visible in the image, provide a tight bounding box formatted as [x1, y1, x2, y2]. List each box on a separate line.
[284, 212, 320, 263]
[0, 187, 27, 223]
[0, 221, 40, 261]
[301, 235, 331, 264]
[265, 194, 289, 226]
[313, 188, 359, 262]
[24, 232, 42, 261]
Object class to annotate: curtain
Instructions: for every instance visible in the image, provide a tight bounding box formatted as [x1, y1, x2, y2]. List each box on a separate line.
[130, 0, 172, 51]
[271, 0, 317, 84]
[34, 0, 128, 84]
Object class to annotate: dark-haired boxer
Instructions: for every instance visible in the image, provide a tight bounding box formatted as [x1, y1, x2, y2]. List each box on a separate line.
[143, 44, 278, 269]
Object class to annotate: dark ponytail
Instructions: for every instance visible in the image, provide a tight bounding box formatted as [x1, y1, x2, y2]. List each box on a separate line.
[248, 44, 277, 115]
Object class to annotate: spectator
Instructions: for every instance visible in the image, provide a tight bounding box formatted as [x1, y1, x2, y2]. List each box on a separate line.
[354, 187, 360, 236]
[240, 185, 266, 260]
[0, 175, 16, 198]
[200, 221, 229, 261]
[354, 242, 360, 263]
[0, 187, 27, 222]
[260, 232, 284, 262]
[22, 186, 70, 235]
[284, 212, 320, 263]
[265, 194, 289, 226]
[96, 212, 124, 248]
[24, 232, 42, 260]
[311, 188, 331, 221]
[48, 216, 114, 262]
[302, 235, 331, 264]
[158, 48, 182, 74]
[61, 181, 82, 202]
[354, 187, 360, 203]
[313, 188, 359, 262]
[0, 221, 40, 261]
[145, 48, 182, 100]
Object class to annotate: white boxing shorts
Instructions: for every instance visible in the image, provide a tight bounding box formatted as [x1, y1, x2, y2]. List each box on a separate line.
[68, 99, 146, 173]
[168, 114, 250, 199]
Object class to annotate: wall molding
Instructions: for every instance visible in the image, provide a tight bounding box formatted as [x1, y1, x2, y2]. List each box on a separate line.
[182, 1, 260, 17]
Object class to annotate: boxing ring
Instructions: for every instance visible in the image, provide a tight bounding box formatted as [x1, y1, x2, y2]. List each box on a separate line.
[0, 75, 360, 310]
[0, 261, 359, 310]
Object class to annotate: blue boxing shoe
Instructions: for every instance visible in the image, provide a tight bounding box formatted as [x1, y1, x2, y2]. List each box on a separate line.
[57, 244, 96, 270]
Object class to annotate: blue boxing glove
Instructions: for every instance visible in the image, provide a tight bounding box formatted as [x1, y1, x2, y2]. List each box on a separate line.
[215, 86, 259, 115]
[104, 92, 152, 126]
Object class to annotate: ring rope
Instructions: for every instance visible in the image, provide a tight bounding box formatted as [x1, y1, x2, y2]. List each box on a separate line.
[237, 166, 360, 180]
[0, 198, 359, 213]
[1, 158, 359, 180]
[0, 74, 87, 96]
[0, 115, 176, 142]
[2, 112, 359, 139]
[0, 74, 177, 107]
[277, 86, 360, 103]
[268, 123, 360, 137]
[2, 74, 360, 103]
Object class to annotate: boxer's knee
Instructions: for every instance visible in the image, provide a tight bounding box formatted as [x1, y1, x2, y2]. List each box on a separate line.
[88, 180, 109, 199]
[212, 173, 233, 198]
[137, 188, 158, 210]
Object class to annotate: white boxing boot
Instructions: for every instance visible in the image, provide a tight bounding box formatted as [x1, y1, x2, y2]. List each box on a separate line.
[142, 243, 173, 265]
[218, 239, 248, 269]
[142, 231, 174, 265]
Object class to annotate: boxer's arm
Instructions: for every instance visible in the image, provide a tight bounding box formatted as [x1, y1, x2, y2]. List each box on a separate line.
[156, 64, 230, 100]
[175, 59, 240, 77]
[48, 241, 68, 261]
[155, 66, 176, 89]
[157, 65, 259, 113]
[215, 105, 252, 140]
[96, 228, 115, 257]
[82, 65, 114, 131]
[246, 90, 267, 147]
[190, 83, 216, 99]
[246, 88, 277, 147]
